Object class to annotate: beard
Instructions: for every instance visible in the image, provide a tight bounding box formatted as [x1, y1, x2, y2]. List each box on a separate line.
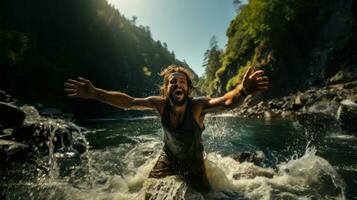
[168, 87, 188, 106]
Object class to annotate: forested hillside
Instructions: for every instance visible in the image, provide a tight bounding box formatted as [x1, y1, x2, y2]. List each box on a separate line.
[200, 0, 357, 98]
[0, 0, 192, 117]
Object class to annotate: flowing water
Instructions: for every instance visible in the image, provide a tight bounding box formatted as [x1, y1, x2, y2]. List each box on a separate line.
[1, 115, 357, 200]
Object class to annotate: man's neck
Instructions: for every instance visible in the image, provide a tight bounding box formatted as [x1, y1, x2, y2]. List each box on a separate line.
[170, 102, 187, 115]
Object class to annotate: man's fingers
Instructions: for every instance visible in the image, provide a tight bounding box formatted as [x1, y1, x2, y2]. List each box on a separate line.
[64, 88, 77, 93]
[250, 70, 265, 79]
[256, 76, 269, 82]
[257, 86, 269, 91]
[225, 98, 233, 106]
[78, 77, 90, 83]
[258, 82, 269, 87]
[243, 67, 253, 81]
[64, 83, 78, 89]
[67, 93, 78, 98]
[258, 88, 268, 91]
[67, 79, 85, 86]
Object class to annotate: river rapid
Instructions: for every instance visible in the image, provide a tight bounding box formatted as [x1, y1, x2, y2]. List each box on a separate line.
[1, 115, 356, 200]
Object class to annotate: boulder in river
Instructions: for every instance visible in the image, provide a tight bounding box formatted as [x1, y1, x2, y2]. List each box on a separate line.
[0, 139, 29, 162]
[11, 120, 79, 154]
[0, 102, 25, 129]
[264, 111, 280, 120]
[337, 99, 357, 133]
[0, 90, 10, 102]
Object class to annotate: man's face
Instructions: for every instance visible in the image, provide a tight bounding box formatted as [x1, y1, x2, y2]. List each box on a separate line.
[167, 72, 189, 106]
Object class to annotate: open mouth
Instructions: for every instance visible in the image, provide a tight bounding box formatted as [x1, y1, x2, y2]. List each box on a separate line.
[173, 89, 184, 98]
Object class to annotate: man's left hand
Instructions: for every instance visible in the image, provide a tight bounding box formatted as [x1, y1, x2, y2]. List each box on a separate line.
[241, 67, 269, 95]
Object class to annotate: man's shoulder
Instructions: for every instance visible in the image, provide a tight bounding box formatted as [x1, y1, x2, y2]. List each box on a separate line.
[191, 96, 210, 106]
[146, 96, 165, 101]
[191, 97, 210, 118]
[146, 96, 165, 114]
[146, 96, 165, 105]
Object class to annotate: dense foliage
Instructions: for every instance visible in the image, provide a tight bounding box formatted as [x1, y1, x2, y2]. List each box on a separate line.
[197, 36, 223, 96]
[201, 0, 356, 97]
[0, 0, 192, 116]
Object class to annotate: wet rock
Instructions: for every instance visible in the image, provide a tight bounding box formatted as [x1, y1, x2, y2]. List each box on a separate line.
[337, 100, 357, 133]
[342, 80, 357, 89]
[281, 101, 290, 109]
[11, 124, 38, 142]
[0, 90, 14, 103]
[327, 65, 357, 85]
[292, 95, 305, 110]
[12, 122, 73, 152]
[72, 142, 86, 154]
[294, 94, 308, 105]
[233, 77, 357, 138]
[233, 151, 265, 164]
[308, 100, 340, 115]
[281, 110, 296, 119]
[20, 105, 41, 124]
[264, 111, 280, 120]
[268, 99, 284, 109]
[312, 90, 336, 103]
[10, 113, 85, 154]
[0, 102, 25, 128]
[257, 101, 265, 108]
[0, 139, 29, 162]
[0, 90, 8, 102]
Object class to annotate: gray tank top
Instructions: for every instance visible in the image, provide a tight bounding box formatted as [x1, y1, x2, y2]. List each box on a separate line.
[161, 98, 204, 160]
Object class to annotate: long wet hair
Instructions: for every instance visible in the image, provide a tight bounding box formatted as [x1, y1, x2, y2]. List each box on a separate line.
[159, 64, 194, 98]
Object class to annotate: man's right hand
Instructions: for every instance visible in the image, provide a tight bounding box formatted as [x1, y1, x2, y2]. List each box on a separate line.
[64, 77, 96, 99]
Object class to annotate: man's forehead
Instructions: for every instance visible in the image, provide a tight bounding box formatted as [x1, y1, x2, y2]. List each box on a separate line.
[169, 72, 187, 80]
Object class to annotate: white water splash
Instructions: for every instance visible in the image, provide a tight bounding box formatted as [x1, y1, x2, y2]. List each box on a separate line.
[21, 105, 41, 124]
[6, 114, 347, 200]
[47, 142, 346, 200]
[45, 121, 60, 180]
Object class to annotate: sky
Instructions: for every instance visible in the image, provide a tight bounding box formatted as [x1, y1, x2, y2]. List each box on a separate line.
[106, 0, 237, 76]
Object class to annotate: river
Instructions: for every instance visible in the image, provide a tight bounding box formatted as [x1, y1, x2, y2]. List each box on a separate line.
[1, 115, 356, 199]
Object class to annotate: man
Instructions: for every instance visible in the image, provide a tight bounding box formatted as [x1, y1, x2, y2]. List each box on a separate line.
[64, 64, 269, 193]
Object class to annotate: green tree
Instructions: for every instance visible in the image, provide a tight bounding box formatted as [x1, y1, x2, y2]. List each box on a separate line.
[212, 0, 328, 96]
[200, 35, 222, 96]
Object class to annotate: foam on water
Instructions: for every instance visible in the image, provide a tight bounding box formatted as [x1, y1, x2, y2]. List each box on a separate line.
[202, 148, 344, 200]
[327, 133, 357, 140]
[207, 113, 237, 118]
[2, 114, 349, 200]
[33, 139, 345, 200]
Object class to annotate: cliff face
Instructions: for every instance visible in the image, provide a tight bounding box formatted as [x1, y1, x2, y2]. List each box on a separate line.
[212, 0, 357, 98]
[308, 0, 355, 84]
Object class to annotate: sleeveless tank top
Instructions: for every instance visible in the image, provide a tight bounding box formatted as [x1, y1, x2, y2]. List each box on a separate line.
[161, 98, 204, 160]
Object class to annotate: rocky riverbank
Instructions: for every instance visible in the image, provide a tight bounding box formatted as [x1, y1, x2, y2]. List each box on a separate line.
[0, 90, 86, 170]
[234, 71, 357, 135]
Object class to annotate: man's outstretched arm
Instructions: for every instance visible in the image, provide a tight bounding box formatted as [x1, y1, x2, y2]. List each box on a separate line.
[64, 77, 163, 111]
[200, 67, 269, 114]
